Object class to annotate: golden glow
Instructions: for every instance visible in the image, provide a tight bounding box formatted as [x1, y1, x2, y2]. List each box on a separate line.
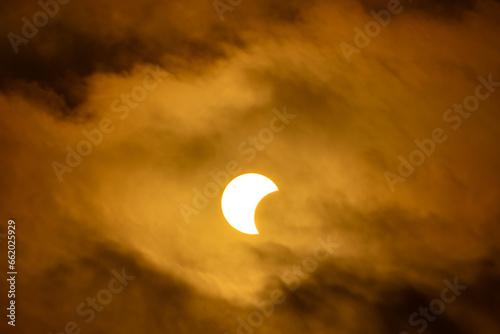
[221, 173, 279, 235]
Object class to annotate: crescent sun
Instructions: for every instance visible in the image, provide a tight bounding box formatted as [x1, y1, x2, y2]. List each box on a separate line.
[221, 173, 279, 235]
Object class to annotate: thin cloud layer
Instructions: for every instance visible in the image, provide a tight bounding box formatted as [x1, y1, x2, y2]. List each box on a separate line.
[1, 0, 500, 333]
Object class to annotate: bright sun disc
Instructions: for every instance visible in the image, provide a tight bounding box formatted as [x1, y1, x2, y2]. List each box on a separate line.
[221, 173, 278, 235]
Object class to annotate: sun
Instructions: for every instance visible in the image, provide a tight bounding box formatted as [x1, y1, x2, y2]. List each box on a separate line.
[221, 173, 278, 235]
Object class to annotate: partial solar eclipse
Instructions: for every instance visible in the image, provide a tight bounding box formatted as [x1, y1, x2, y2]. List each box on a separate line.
[221, 173, 278, 234]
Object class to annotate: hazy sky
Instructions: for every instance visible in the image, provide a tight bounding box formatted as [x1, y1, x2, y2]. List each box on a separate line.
[1, 0, 500, 333]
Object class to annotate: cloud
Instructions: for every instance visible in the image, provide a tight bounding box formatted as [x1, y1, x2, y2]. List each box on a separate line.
[1, 0, 500, 333]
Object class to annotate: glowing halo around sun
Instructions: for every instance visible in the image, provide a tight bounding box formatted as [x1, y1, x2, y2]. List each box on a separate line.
[221, 173, 278, 235]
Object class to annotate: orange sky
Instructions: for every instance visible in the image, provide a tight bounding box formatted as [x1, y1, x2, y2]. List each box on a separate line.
[1, 0, 500, 333]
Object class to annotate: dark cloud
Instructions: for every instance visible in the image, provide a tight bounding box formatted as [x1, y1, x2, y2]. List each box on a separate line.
[0, 0, 310, 112]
